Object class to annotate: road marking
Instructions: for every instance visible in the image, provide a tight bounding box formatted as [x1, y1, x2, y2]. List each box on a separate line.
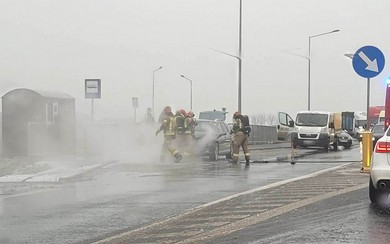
[93, 163, 353, 244]
[177, 184, 367, 243]
[1, 188, 58, 199]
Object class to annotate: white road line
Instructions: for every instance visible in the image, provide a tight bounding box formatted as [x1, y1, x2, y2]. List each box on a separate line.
[93, 163, 352, 244]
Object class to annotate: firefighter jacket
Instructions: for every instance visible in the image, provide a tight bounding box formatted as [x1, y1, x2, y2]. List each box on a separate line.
[231, 116, 246, 134]
[184, 116, 197, 135]
[157, 114, 177, 137]
[176, 113, 186, 135]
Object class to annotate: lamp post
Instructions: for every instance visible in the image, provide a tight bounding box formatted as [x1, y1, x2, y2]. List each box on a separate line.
[152, 66, 163, 118]
[308, 29, 340, 110]
[180, 75, 193, 111]
[238, 0, 242, 113]
[211, 0, 242, 112]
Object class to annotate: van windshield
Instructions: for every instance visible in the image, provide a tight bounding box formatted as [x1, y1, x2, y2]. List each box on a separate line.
[296, 113, 328, 127]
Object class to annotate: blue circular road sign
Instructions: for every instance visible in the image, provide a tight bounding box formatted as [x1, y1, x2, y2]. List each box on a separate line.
[352, 45, 385, 78]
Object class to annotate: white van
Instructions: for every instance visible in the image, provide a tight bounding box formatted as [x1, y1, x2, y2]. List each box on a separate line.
[279, 111, 341, 151]
[378, 110, 385, 124]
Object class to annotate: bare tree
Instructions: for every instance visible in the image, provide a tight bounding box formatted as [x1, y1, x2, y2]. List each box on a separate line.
[266, 114, 278, 125]
[250, 113, 275, 125]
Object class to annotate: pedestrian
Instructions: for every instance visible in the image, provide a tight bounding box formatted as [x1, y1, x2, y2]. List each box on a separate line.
[143, 107, 155, 124]
[230, 111, 251, 166]
[184, 111, 197, 155]
[155, 106, 183, 162]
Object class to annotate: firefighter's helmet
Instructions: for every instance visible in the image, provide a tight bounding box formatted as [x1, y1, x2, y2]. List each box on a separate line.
[187, 111, 194, 117]
[179, 109, 187, 117]
[163, 106, 172, 113]
[233, 111, 241, 118]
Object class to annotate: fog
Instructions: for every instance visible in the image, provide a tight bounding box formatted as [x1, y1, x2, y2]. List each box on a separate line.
[1, 0, 390, 124]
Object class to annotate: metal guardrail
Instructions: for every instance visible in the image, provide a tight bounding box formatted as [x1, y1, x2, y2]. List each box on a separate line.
[79, 123, 279, 155]
[248, 124, 278, 143]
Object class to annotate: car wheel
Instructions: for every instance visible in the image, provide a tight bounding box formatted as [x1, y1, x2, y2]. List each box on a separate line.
[369, 177, 378, 203]
[226, 143, 233, 159]
[333, 140, 339, 151]
[209, 143, 219, 161]
[344, 142, 352, 149]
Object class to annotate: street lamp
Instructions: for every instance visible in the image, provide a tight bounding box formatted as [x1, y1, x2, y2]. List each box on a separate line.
[238, 0, 242, 113]
[180, 75, 193, 111]
[210, 0, 242, 112]
[308, 29, 340, 110]
[152, 66, 163, 118]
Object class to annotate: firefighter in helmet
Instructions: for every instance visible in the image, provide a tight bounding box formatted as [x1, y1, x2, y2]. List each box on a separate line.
[175, 109, 187, 152]
[155, 106, 183, 162]
[231, 111, 250, 166]
[184, 111, 197, 155]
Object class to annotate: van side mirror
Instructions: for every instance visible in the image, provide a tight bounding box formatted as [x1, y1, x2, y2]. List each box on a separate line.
[288, 121, 294, 127]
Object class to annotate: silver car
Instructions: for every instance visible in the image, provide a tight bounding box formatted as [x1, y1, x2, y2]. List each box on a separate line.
[369, 125, 390, 205]
[193, 119, 232, 161]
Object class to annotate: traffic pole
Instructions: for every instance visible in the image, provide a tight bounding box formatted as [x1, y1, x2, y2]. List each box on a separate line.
[291, 141, 296, 165]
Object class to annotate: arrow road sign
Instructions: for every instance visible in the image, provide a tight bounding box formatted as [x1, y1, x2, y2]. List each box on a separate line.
[352, 45, 385, 78]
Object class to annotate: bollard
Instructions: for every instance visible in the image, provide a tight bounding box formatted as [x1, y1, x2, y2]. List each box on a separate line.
[361, 131, 373, 173]
[291, 141, 296, 165]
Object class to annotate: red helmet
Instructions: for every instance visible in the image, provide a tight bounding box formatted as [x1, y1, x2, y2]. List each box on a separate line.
[233, 111, 241, 118]
[163, 106, 172, 113]
[187, 111, 194, 117]
[179, 109, 187, 116]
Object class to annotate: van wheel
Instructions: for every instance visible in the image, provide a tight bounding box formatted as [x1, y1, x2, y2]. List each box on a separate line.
[324, 145, 329, 152]
[209, 143, 219, 161]
[333, 140, 339, 151]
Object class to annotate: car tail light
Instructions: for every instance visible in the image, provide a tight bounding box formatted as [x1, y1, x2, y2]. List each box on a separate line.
[375, 141, 390, 153]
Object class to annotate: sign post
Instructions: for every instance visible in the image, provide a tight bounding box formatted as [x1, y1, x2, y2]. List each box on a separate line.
[132, 97, 138, 123]
[352, 45, 385, 130]
[352, 45, 385, 173]
[85, 79, 102, 122]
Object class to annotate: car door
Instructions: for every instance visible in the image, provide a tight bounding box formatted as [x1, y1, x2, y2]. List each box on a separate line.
[277, 112, 294, 141]
[217, 122, 231, 153]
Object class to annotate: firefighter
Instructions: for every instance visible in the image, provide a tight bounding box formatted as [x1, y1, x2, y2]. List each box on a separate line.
[175, 109, 187, 152]
[230, 111, 251, 166]
[155, 106, 183, 162]
[184, 111, 197, 155]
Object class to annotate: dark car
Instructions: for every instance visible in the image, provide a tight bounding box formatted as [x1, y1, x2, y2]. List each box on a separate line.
[338, 130, 353, 149]
[193, 119, 232, 160]
[371, 122, 385, 149]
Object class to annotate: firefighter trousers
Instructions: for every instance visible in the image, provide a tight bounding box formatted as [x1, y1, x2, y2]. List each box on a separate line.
[160, 135, 182, 162]
[232, 132, 250, 163]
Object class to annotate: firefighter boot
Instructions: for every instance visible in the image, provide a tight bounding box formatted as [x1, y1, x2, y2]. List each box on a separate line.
[172, 149, 183, 163]
[174, 154, 183, 163]
[245, 155, 250, 167]
[245, 160, 250, 167]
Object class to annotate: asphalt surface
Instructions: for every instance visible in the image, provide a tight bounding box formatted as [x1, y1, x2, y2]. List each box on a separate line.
[93, 161, 367, 244]
[0, 141, 301, 183]
[0, 140, 365, 244]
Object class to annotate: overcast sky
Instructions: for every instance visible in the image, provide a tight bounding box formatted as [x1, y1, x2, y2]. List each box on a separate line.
[1, 0, 389, 121]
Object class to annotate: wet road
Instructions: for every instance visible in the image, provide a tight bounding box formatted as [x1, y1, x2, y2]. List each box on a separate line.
[0, 145, 375, 244]
[213, 188, 390, 244]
